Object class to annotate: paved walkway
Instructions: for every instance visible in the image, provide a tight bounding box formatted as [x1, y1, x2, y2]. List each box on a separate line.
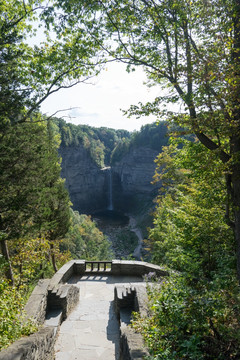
[54, 274, 143, 360]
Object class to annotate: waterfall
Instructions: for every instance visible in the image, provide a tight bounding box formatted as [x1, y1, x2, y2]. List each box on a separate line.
[107, 167, 113, 211]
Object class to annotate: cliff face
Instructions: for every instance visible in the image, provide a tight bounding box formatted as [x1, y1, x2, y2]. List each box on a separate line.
[112, 146, 160, 211]
[59, 145, 108, 213]
[59, 145, 160, 214]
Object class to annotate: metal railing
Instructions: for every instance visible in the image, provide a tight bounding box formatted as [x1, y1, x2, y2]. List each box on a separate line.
[84, 261, 112, 273]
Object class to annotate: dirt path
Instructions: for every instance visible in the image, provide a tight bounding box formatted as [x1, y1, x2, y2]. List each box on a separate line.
[128, 216, 144, 261]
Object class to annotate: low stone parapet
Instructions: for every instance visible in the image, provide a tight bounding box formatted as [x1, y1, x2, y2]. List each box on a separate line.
[0, 277, 79, 360]
[114, 284, 150, 360]
[48, 260, 168, 289]
[24, 279, 50, 325]
[47, 284, 79, 320]
[0, 327, 56, 360]
[112, 259, 168, 277]
[120, 327, 149, 360]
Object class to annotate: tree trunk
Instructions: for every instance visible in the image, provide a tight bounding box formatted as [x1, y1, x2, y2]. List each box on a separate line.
[231, 137, 240, 283]
[0, 239, 14, 285]
[50, 242, 58, 273]
[231, 0, 240, 283]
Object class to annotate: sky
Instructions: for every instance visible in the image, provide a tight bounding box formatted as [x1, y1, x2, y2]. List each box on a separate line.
[40, 62, 162, 132]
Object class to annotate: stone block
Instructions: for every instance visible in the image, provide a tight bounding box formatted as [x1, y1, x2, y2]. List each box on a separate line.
[0, 327, 56, 360]
[73, 260, 85, 275]
[120, 327, 149, 360]
[24, 279, 50, 325]
[48, 261, 75, 290]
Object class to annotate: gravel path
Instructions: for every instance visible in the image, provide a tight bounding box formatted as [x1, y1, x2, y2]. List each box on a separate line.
[129, 216, 144, 261]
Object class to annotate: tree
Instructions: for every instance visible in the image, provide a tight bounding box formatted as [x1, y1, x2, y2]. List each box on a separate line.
[0, 0, 104, 129]
[53, 0, 240, 281]
[150, 139, 235, 280]
[60, 210, 113, 260]
[0, 0, 106, 282]
[134, 140, 239, 359]
[0, 119, 71, 282]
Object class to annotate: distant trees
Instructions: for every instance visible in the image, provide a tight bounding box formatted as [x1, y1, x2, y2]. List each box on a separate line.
[111, 122, 168, 163]
[56, 118, 131, 167]
[55, 118, 169, 166]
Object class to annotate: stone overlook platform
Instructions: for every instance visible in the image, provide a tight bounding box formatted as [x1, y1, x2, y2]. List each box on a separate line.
[0, 260, 168, 360]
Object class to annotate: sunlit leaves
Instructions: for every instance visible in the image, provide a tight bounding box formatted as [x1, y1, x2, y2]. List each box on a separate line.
[61, 210, 113, 260]
[0, 280, 38, 350]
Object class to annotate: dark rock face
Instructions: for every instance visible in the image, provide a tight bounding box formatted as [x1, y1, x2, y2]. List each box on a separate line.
[59, 145, 107, 213]
[112, 147, 160, 212]
[60, 145, 160, 214]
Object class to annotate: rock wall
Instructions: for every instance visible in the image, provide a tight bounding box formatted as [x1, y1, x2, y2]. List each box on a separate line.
[112, 146, 160, 211]
[59, 145, 107, 213]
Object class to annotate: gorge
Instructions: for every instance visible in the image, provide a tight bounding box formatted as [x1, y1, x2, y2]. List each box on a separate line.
[56, 119, 168, 258]
[57, 119, 168, 216]
[59, 144, 161, 215]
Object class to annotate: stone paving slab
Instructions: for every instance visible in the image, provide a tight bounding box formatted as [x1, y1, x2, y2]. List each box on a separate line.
[54, 275, 143, 360]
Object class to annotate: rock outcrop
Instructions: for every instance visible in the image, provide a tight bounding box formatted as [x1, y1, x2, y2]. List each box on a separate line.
[112, 146, 160, 212]
[59, 145, 107, 213]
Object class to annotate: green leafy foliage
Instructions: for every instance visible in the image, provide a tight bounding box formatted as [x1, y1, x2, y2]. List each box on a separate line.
[111, 122, 168, 164]
[55, 118, 168, 166]
[133, 276, 240, 360]
[55, 118, 131, 167]
[60, 209, 113, 260]
[132, 139, 240, 359]
[0, 117, 72, 283]
[0, 280, 38, 350]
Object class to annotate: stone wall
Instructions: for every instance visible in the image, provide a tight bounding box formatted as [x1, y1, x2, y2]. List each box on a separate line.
[47, 284, 79, 321]
[47, 260, 168, 287]
[114, 285, 150, 360]
[24, 279, 50, 325]
[0, 275, 79, 360]
[0, 327, 56, 360]
[111, 260, 168, 277]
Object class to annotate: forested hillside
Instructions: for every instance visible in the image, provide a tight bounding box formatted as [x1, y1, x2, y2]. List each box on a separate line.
[55, 118, 131, 167]
[55, 118, 168, 167]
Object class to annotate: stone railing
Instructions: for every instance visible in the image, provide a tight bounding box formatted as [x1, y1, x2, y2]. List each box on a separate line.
[0, 260, 167, 360]
[85, 260, 112, 272]
[48, 259, 168, 289]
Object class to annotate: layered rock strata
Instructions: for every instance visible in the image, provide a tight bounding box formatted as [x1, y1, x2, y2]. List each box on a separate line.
[112, 146, 160, 211]
[60, 145, 160, 214]
[59, 145, 107, 213]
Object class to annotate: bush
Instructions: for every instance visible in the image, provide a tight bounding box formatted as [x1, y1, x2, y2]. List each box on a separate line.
[133, 275, 240, 360]
[0, 281, 37, 350]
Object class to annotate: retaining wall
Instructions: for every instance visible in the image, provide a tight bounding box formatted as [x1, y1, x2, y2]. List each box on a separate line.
[114, 285, 150, 359]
